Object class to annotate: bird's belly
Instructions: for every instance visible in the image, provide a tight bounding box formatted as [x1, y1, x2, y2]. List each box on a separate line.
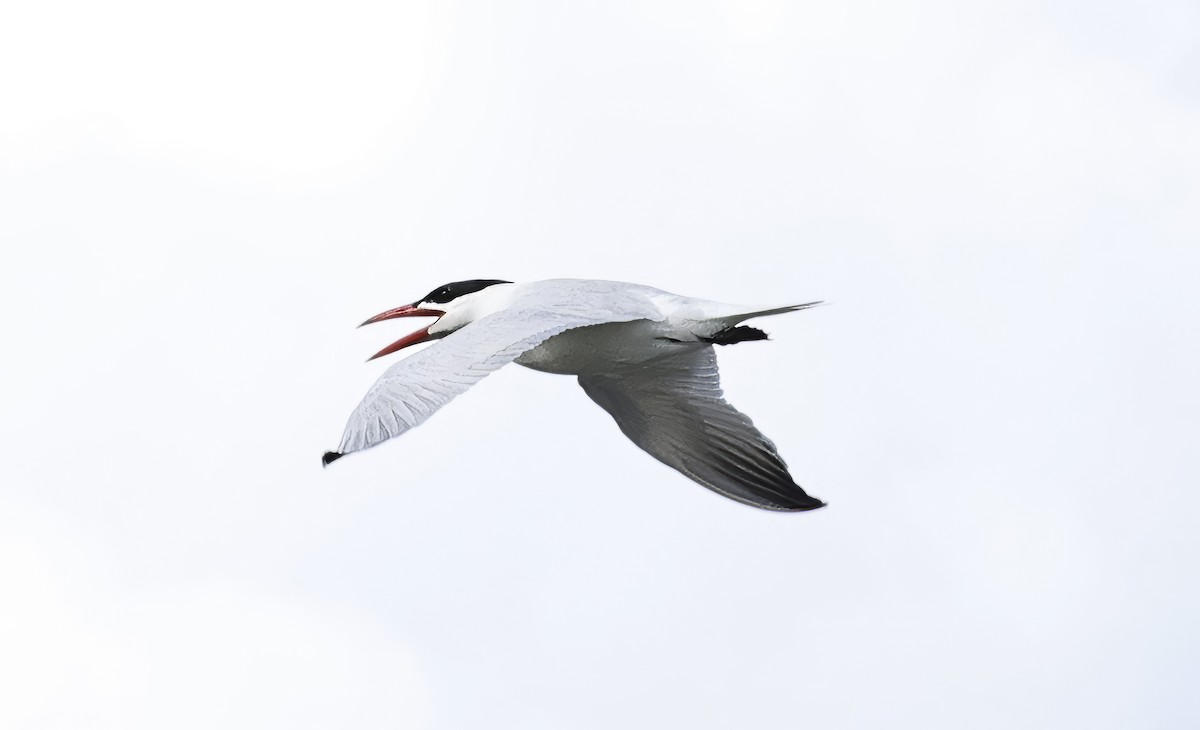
[515, 320, 693, 375]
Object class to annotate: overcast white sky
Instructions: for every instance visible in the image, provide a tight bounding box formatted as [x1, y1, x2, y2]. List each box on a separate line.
[2, 0, 1198, 727]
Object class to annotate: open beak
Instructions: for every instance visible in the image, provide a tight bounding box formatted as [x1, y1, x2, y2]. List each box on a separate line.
[359, 303, 444, 361]
[359, 304, 444, 327]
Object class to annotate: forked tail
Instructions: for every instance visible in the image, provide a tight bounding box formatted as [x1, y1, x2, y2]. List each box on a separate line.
[699, 300, 823, 345]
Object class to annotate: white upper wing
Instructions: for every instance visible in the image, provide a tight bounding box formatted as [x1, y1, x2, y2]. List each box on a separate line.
[328, 280, 665, 462]
[577, 346, 825, 511]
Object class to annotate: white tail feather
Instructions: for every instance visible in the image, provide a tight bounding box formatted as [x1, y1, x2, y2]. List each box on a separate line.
[716, 300, 824, 326]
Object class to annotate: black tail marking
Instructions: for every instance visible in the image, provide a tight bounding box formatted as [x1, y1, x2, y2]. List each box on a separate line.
[322, 451, 344, 467]
[704, 326, 769, 346]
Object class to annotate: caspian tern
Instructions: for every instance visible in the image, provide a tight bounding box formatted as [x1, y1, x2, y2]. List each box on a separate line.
[324, 279, 825, 512]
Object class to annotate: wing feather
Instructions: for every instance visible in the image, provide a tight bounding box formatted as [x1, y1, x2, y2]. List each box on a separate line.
[577, 347, 824, 512]
[330, 282, 663, 460]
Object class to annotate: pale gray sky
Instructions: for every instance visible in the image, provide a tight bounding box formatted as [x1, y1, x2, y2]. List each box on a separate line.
[2, 1, 1198, 728]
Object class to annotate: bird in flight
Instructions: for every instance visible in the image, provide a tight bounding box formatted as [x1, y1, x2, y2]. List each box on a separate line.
[324, 278, 825, 512]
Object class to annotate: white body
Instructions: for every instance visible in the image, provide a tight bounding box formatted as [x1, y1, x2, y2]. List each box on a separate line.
[437, 280, 789, 374]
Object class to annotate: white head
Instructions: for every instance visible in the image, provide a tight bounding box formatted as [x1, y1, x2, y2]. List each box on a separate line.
[359, 279, 514, 360]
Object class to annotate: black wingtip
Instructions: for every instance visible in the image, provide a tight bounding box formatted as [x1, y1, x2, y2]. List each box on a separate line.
[322, 451, 344, 467]
[784, 493, 827, 512]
